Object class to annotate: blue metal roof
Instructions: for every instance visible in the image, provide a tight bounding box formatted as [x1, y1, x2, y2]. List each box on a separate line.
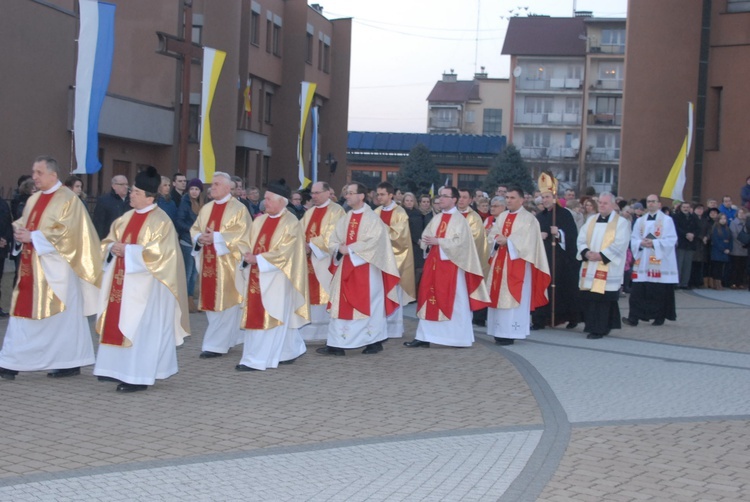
[348, 132, 505, 155]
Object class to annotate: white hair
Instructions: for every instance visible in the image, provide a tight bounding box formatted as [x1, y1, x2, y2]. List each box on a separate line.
[267, 191, 289, 206]
[599, 191, 615, 203]
[213, 172, 231, 184]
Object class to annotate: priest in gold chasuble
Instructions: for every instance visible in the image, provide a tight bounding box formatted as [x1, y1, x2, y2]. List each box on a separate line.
[0, 156, 101, 381]
[299, 182, 345, 342]
[403, 186, 490, 349]
[317, 182, 400, 357]
[236, 182, 309, 371]
[375, 182, 416, 339]
[190, 172, 252, 358]
[93, 167, 190, 392]
[486, 187, 550, 346]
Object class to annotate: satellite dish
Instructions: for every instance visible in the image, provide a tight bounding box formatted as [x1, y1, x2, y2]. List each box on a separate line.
[513, 66, 522, 78]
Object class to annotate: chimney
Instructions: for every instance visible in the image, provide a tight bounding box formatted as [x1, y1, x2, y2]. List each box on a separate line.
[574, 10, 593, 18]
[474, 66, 488, 79]
[442, 69, 457, 82]
[311, 4, 324, 14]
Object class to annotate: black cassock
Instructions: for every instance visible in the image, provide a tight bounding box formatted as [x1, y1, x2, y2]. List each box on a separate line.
[531, 204, 581, 327]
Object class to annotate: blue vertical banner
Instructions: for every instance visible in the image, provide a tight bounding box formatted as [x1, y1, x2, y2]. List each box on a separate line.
[311, 106, 319, 184]
[72, 0, 116, 174]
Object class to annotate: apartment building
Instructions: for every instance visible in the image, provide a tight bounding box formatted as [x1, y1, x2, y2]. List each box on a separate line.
[502, 14, 625, 195]
[426, 71, 511, 138]
[0, 0, 350, 199]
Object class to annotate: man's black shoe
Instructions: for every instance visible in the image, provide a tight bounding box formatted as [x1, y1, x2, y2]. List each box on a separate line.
[494, 337, 514, 346]
[116, 383, 148, 393]
[235, 364, 259, 371]
[403, 339, 430, 348]
[0, 308, 9, 318]
[530, 324, 544, 331]
[278, 357, 298, 365]
[586, 333, 604, 339]
[47, 367, 81, 378]
[621, 317, 638, 327]
[316, 346, 345, 356]
[566, 322, 578, 329]
[652, 318, 665, 326]
[362, 342, 383, 354]
[473, 320, 486, 327]
[97, 376, 121, 383]
[199, 351, 223, 359]
[0, 367, 18, 380]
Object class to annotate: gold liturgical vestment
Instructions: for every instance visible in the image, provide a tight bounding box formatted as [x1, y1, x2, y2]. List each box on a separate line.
[190, 198, 252, 312]
[375, 204, 416, 303]
[301, 201, 345, 303]
[241, 210, 310, 329]
[11, 186, 101, 319]
[461, 208, 490, 276]
[96, 207, 191, 345]
[328, 206, 401, 320]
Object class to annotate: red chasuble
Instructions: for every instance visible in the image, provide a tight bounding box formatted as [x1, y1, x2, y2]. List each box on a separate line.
[418, 213, 460, 320]
[199, 202, 228, 312]
[101, 211, 150, 346]
[305, 206, 327, 305]
[244, 216, 282, 329]
[13, 192, 55, 318]
[337, 213, 371, 320]
[489, 213, 526, 305]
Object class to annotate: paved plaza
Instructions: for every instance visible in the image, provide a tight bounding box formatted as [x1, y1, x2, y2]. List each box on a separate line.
[0, 274, 749, 501]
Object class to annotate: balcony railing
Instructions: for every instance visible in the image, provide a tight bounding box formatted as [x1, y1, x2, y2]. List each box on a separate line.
[516, 78, 582, 91]
[588, 112, 622, 126]
[589, 44, 626, 55]
[520, 146, 580, 160]
[591, 79, 623, 91]
[429, 118, 459, 129]
[514, 112, 581, 126]
[586, 147, 620, 161]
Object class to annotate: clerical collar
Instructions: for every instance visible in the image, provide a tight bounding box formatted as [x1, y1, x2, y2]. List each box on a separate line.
[315, 199, 331, 209]
[382, 202, 396, 211]
[597, 213, 610, 223]
[42, 181, 62, 195]
[647, 212, 658, 220]
[351, 206, 366, 214]
[509, 208, 522, 214]
[459, 207, 470, 214]
[268, 208, 286, 219]
[214, 193, 232, 205]
[135, 204, 156, 214]
[442, 207, 458, 214]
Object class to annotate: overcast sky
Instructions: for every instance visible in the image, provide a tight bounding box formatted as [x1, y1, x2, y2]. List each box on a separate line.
[318, 0, 628, 133]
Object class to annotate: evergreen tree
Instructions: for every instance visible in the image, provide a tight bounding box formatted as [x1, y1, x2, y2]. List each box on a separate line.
[394, 143, 442, 195]
[483, 144, 535, 195]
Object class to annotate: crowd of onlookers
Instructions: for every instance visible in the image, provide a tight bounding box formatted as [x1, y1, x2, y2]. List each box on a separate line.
[1, 172, 748, 319]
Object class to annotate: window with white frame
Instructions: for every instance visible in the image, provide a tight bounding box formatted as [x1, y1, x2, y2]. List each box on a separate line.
[524, 131, 550, 147]
[524, 97, 553, 114]
[727, 0, 750, 13]
[565, 98, 581, 114]
[567, 65, 583, 79]
[601, 29, 626, 48]
[598, 63, 622, 80]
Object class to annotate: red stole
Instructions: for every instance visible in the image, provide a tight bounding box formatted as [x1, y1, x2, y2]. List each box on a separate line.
[337, 212, 370, 320]
[379, 208, 394, 226]
[305, 206, 327, 305]
[418, 213, 459, 320]
[101, 211, 149, 346]
[489, 213, 525, 305]
[199, 202, 228, 312]
[13, 192, 55, 318]
[484, 216, 495, 230]
[377, 208, 401, 315]
[244, 216, 282, 329]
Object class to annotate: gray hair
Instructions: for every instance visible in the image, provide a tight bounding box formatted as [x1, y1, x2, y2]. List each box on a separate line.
[599, 191, 615, 204]
[35, 155, 60, 174]
[213, 172, 231, 184]
[491, 196, 506, 206]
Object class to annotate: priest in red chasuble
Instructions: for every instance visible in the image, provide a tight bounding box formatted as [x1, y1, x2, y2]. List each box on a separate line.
[93, 166, 190, 392]
[403, 186, 490, 348]
[236, 181, 309, 371]
[317, 182, 400, 356]
[190, 172, 252, 359]
[0, 156, 101, 381]
[486, 186, 550, 346]
[374, 181, 416, 339]
[299, 181, 345, 342]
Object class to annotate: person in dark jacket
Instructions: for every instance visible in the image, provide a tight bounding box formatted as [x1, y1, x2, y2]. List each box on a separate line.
[0, 198, 13, 317]
[709, 213, 732, 290]
[10, 177, 35, 287]
[93, 175, 130, 239]
[169, 172, 187, 208]
[176, 178, 205, 312]
[673, 201, 700, 289]
[156, 175, 178, 222]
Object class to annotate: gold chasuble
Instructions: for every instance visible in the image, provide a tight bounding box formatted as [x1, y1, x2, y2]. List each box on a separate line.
[301, 202, 345, 305]
[96, 208, 190, 346]
[375, 204, 416, 303]
[461, 208, 490, 276]
[242, 210, 310, 330]
[11, 186, 101, 319]
[190, 198, 251, 312]
[328, 206, 401, 320]
[487, 208, 550, 310]
[417, 211, 490, 320]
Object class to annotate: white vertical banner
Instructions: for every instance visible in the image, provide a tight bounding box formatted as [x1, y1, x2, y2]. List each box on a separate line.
[311, 106, 319, 184]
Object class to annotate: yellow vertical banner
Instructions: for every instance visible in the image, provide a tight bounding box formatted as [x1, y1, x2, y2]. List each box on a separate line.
[199, 47, 226, 182]
[297, 81, 317, 189]
[660, 102, 694, 201]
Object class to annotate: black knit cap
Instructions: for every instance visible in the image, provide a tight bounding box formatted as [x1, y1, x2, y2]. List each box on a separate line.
[135, 165, 161, 194]
[265, 178, 291, 199]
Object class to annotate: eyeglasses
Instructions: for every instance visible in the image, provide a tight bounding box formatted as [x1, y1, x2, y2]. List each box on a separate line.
[113, 182, 128, 186]
[646, 200, 659, 203]
[438, 195, 452, 198]
[310, 191, 326, 195]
